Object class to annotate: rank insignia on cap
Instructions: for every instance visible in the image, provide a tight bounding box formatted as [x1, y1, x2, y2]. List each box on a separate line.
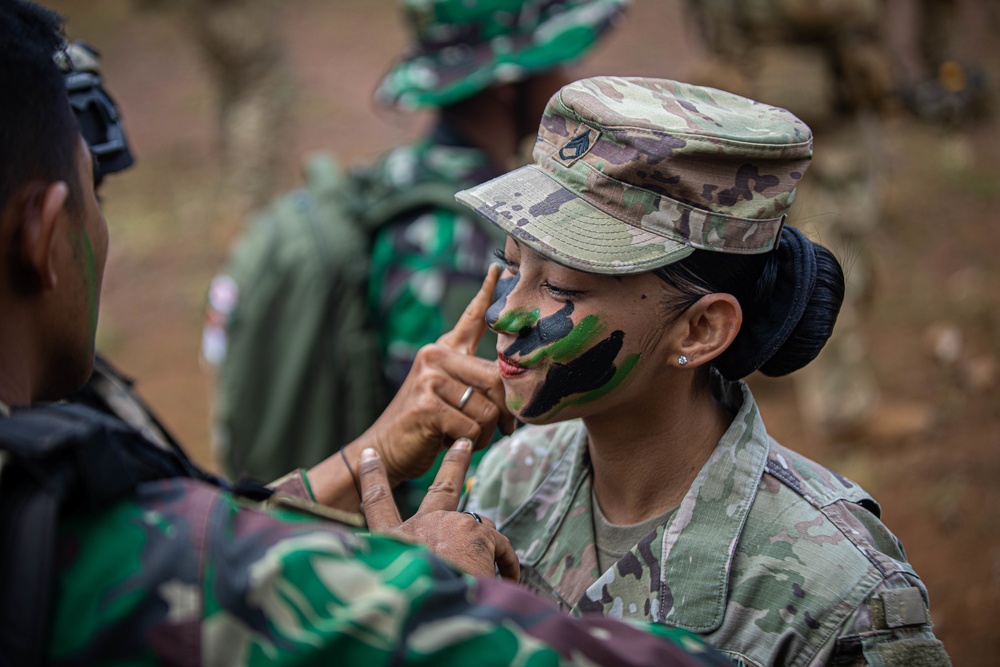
[557, 127, 598, 164]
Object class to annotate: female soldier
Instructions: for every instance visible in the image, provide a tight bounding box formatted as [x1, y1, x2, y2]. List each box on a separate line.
[454, 77, 950, 666]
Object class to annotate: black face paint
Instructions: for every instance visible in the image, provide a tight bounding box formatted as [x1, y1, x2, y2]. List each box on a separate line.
[522, 330, 625, 419]
[486, 271, 519, 327]
[503, 302, 575, 358]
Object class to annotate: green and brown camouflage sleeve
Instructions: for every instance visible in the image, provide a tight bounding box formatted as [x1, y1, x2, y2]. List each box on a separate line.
[51, 477, 730, 666]
[368, 207, 499, 390]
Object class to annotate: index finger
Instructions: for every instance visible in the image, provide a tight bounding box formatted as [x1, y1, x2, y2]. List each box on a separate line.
[418, 439, 473, 514]
[438, 263, 501, 355]
[358, 448, 403, 531]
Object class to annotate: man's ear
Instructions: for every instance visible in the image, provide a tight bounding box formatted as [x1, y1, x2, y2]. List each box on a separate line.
[673, 293, 742, 368]
[11, 180, 69, 291]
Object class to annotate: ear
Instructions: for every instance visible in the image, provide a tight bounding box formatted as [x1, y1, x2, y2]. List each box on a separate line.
[672, 293, 742, 368]
[11, 180, 70, 291]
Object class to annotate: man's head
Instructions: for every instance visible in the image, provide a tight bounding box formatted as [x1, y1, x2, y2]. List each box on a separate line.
[375, 0, 628, 111]
[0, 0, 109, 404]
[0, 1, 80, 209]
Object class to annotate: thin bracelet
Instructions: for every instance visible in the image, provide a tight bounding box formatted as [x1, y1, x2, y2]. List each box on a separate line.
[340, 447, 362, 499]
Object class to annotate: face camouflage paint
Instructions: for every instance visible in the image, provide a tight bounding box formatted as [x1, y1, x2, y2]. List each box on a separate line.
[75, 229, 100, 339]
[503, 302, 575, 358]
[486, 271, 519, 327]
[489, 241, 657, 421]
[492, 287, 641, 420]
[521, 330, 639, 419]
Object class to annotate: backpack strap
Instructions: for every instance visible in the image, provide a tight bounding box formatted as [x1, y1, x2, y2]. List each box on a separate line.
[0, 404, 250, 666]
[304, 151, 507, 244]
[360, 179, 472, 226]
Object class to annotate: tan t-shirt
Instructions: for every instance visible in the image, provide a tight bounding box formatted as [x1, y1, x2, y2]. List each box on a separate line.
[591, 489, 675, 573]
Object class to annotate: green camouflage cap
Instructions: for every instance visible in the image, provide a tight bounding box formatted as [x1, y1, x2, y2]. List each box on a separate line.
[376, 0, 628, 110]
[456, 76, 814, 274]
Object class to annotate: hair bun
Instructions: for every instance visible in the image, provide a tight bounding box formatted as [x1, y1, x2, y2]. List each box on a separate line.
[715, 226, 828, 380]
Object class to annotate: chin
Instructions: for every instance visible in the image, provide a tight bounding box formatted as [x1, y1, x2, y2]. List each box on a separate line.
[39, 351, 96, 403]
[509, 402, 578, 427]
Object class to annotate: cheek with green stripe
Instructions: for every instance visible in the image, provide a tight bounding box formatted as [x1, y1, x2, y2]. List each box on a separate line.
[500, 300, 610, 370]
[520, 329, 640, 420]
[493, 290, 642, 419]
[72, 228, 101, 339]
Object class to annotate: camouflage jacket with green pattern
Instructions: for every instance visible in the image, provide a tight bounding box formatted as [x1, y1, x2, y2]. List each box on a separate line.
[366, 125, 507, 390]
[465, 377, 951, 666]
[39, 451, 732, 666]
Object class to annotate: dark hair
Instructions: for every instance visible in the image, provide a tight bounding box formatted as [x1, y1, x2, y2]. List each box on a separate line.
[0, 0, 81, 211]
[654, 233, 845, 380]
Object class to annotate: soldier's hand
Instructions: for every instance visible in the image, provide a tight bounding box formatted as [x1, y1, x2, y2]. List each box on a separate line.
[360, 264, 514, 485]
[359, 439, 519, 581]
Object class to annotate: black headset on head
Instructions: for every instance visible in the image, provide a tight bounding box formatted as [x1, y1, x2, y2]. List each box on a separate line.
[56, 41, 134, 187]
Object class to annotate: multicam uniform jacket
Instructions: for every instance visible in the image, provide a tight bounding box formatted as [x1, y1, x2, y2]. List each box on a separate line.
[0, 406, 733, 667]
[465, 377, 951, 666]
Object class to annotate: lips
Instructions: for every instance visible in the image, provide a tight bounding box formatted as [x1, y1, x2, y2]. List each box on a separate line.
[497, 352, 528, 379]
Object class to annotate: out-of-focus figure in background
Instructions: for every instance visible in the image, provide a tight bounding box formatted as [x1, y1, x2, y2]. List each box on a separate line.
[203, 0, 628, 512]
[137, 0, 292, 216]
[901, 0, 992, 129]
[685, 0, 910, 441]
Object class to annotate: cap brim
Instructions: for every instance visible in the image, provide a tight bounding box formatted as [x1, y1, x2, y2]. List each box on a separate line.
[456, 165, 694, 275]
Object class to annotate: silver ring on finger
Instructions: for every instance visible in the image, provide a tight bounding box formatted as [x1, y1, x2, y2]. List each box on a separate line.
[457, 385, 475, 411]
[462, 511, 483, 524]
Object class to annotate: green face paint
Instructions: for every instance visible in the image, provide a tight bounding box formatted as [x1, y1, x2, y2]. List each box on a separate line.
[522, 314, 605, 367]
[518, 329, 639, 420]
[72, 229, 100, 340]
[493, 307, 540, 334]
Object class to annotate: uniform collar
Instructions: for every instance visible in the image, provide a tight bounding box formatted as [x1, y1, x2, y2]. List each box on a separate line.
[654, 376, 770, 632]
[500, 375, 772, 633]
[501, 424, 592, 569]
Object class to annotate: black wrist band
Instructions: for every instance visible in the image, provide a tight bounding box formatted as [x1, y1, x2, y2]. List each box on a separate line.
[340, 447, 362, 499]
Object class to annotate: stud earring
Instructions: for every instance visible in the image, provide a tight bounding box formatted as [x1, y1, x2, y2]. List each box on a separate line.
[678, 355, 689, 366]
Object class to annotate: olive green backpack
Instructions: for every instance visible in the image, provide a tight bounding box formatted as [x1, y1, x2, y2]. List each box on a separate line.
[210, 153, 480, 482]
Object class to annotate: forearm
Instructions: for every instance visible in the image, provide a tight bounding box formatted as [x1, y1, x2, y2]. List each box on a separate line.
[302, 438, 372, 511]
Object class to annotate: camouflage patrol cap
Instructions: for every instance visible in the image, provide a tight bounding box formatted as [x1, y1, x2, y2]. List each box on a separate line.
[376, 0, 628, 110]
[456, 76, 813, 274]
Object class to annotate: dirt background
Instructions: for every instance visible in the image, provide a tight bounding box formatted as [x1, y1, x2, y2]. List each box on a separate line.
[47, 1, 1000, 663]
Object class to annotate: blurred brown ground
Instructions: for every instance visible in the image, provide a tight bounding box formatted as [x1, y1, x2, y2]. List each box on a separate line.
[47, 0, 1000, 663]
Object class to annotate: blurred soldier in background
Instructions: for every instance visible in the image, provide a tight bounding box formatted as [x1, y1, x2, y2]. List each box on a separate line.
[685, 0, 902, 440]
[137, 0, 292, 216]
[902, 0, 991, 128]
[205, 0, 629, 512]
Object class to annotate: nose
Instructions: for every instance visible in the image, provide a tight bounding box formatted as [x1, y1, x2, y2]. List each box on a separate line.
[486, 271, 520, 330]
[501, 302, 575, 358]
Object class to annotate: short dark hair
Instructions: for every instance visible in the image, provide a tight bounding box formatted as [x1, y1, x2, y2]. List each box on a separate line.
[655, 238, 845, 380]
[0, 0, 81, 211]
